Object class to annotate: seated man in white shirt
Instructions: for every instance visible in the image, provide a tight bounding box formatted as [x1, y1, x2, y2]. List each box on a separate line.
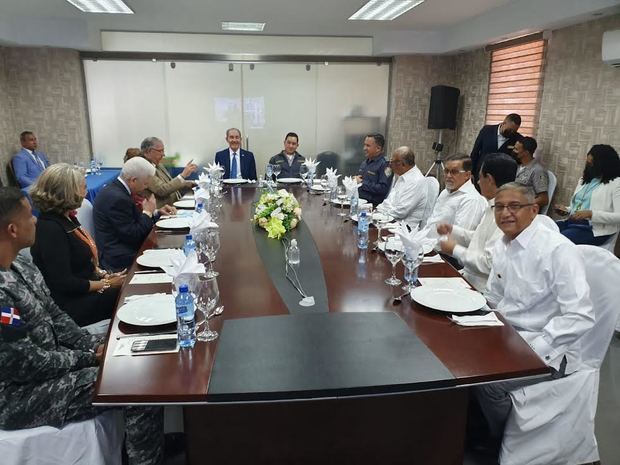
[375, 146, 427, 230]
[436, 153, 517, 290]
[426, 153, 487, 232]
[475, 183, 595, 446]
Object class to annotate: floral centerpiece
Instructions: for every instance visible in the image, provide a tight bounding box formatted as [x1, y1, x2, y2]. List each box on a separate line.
[252, 189, 302, 240]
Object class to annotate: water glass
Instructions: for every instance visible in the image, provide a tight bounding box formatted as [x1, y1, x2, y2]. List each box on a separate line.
[384, 237, 404, 286]
[402, 251, 423, 291]
[195, 275, 219, 342]
[337, 186, 348, 217]
[265, 164, 273, 185]
[272, 163, 282, 183]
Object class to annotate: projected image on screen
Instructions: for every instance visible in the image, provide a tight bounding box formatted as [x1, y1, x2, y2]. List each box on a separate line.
[214, 97, 242, 123]
[243, 97, 265, 129]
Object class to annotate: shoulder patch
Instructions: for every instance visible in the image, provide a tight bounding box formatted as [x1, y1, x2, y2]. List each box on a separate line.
[384, 167, 393, 177]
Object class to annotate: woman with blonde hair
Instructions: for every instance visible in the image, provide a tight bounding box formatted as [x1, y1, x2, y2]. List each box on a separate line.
[30, 163, 125, 326]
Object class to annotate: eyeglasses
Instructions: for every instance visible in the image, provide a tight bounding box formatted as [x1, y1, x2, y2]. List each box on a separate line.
[492, 203, 534, 213]
[443, 168, 467, 176]
[151, 147, 164, 153]
[388, 159, 403, 165]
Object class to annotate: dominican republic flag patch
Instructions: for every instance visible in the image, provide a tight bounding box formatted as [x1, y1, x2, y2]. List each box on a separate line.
[1, 307, 23, 327]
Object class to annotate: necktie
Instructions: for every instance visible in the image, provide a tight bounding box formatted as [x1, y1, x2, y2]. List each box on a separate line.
[231, 153, 238, 179]
[33, 151, 45, 169]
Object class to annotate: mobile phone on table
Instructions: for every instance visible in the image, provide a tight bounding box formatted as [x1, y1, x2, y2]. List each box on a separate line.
[131, 338, 178, 353]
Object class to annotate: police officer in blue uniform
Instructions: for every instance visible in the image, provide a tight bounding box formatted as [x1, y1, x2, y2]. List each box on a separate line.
[268, 132, 305, 178]
[356, 133, 393, 206]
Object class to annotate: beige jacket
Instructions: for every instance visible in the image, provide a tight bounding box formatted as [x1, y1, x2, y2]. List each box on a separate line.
[144, 163, 192, 208]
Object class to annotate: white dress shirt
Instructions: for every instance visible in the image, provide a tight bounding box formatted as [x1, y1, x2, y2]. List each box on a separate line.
[229, 148, 241, 178]
[426, 179, 487, 231]
[376, 165, 427, 229]
[485, 216, 595, 374]
[451, 198, 502, 291]
[497, 125, 507, 150]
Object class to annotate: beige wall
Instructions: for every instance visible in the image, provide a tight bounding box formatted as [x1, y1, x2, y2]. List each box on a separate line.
[388, 14, 620, 209]
[0, 47, 91, 186]
[537, 14, 620, 205]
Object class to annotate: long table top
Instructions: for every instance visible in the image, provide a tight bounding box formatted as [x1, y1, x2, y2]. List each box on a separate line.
[94, 185, 547, 405]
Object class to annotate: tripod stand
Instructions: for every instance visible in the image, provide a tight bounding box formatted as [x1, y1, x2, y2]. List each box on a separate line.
[425, 129, 445, 180]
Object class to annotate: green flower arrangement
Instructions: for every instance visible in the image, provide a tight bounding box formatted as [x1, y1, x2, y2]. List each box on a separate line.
[252, 189, 302, 240]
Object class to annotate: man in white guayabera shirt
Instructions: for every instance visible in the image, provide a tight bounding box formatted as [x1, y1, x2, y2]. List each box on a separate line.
[426, 152, 487, 231]
[375, 146, 427, 230]
[475, 182, 594, 443]
[435, 153, 517, 291]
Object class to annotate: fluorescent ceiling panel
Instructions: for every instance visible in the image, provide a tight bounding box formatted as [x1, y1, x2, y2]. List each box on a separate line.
[65, 0, 133, 14]
[349, 0, 425, 21]
[221, 22, 266, 32]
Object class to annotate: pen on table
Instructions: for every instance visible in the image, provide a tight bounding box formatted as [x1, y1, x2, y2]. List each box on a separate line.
[116, 331, 177, 340]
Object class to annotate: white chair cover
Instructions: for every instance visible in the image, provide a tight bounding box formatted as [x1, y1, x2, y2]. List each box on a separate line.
[539, 169, 556, 215]
[500, 245, 620, 465]
[0, 411, 124, 465]
[420, 176, 440, 228]
[75, 198, 95, 237]
[600, 230, 618, 254]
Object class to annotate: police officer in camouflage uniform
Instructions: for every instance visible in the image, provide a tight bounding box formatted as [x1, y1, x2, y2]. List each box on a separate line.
[0, 187, 163, 465]
[356, 133, 393, 206]
[268, 132, 306, 179]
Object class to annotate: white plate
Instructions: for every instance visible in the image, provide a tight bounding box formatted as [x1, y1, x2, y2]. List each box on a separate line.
[310, 185, 326, 192]
[173, 199, 195, 208]
[155, 217, 191, 229]
[278, 177, 303, 184]
[222, 178, 248, 185]
[410, 287, 487, 314]
[136, 249, 184, 268]
[117, 294, 176, 326]
[330, 198, 351, 206]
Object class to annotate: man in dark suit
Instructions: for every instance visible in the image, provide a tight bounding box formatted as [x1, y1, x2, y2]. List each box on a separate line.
[214, 128, 257, 180]
[12, 131, 51, 190]
[470, 113, 522, 183]
[93, 157, 175, 271]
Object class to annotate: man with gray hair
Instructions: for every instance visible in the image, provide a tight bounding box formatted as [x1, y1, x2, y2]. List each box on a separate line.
[475, 182, 594, 446]
[141, 137, 197, 208]
[94, 157, 176, 271]
[214, 128, 257, 180]
[375, 146, 427, 229]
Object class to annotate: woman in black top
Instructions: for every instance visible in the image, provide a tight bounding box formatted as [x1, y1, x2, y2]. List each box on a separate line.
[30, 163, 126, 326]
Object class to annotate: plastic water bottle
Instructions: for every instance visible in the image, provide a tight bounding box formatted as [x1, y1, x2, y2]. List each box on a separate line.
[349, 191, 359, 217]
[183, 234, 196, 256]
[287, 239, 300, 266]
[357, 211, 369, 249]
[195, 202, 203, 213]
[175, 284, 196, 349]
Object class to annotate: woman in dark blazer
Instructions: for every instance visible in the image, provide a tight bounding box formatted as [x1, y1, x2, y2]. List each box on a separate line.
[30, 163, 126, 326]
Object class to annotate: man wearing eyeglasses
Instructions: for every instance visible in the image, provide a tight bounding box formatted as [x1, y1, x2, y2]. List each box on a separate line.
[426, 153, 487, 232]
[375, 146, 427, 229]
[141, 136, 197, 208]
[475, 183, 594, 445]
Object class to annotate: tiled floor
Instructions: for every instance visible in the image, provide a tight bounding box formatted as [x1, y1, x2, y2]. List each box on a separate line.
[166, 337, 620, 465]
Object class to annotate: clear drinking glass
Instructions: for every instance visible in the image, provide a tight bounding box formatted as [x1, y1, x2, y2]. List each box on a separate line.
[373, 213, 390, 248]
[337, 186, 348, 217]
[299, 165, 309, 187]
[195, 275, 219, 342]
[205, 230, 220, 278]
[320, 175, 329, 202]
[272, 163, 282, 183]
[265, 164, 273, 186]
[384, 237, 404, 286]
[402, 251, 423, 291]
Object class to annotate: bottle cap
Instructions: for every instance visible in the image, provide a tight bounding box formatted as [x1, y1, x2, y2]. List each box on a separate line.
[185, 234, 192, 240]
[179, 284, 189, 293]
[291, 239, 297, 246]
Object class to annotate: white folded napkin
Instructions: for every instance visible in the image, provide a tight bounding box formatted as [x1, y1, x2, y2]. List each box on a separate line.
[389, 222, 436, 259]
[417, 277, 471, 289]
[163, 251, 206, 285]
[450, 312, 504, 327]
[194, 187, 210, 202]
[204, 162, 224, 176]
[342, 176, 358, 197]
[325, 167, 340, 188]
[197, 172, 211, 189]
[189, 210, 214, 234]
[303, 157, 320, 174]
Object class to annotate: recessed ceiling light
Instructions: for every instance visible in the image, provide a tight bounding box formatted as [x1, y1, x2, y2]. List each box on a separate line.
[65, 0, 133, 14]
[221, 22, 266, 32]
[349, 0, 425, 21]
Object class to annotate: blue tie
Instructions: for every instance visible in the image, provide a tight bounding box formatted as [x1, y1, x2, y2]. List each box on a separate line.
[231, 153, 238, 179]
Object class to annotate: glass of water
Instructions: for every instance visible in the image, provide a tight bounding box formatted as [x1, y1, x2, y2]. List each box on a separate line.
[384, 237, 404, 286]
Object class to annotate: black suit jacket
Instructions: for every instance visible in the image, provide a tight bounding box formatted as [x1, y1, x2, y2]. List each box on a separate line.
[470, 124, 521, 179]
[215, 148, 257, 180]
[93, 179, 154, 271]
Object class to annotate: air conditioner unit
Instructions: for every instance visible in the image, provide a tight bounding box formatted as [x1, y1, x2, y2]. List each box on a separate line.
[602, 29, 620, 67]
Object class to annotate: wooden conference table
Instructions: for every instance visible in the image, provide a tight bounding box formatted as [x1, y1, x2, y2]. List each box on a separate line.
[95, 185, 547, 465]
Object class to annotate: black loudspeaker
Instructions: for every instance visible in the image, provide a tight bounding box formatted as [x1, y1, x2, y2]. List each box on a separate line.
[428, 85, 460, 130]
